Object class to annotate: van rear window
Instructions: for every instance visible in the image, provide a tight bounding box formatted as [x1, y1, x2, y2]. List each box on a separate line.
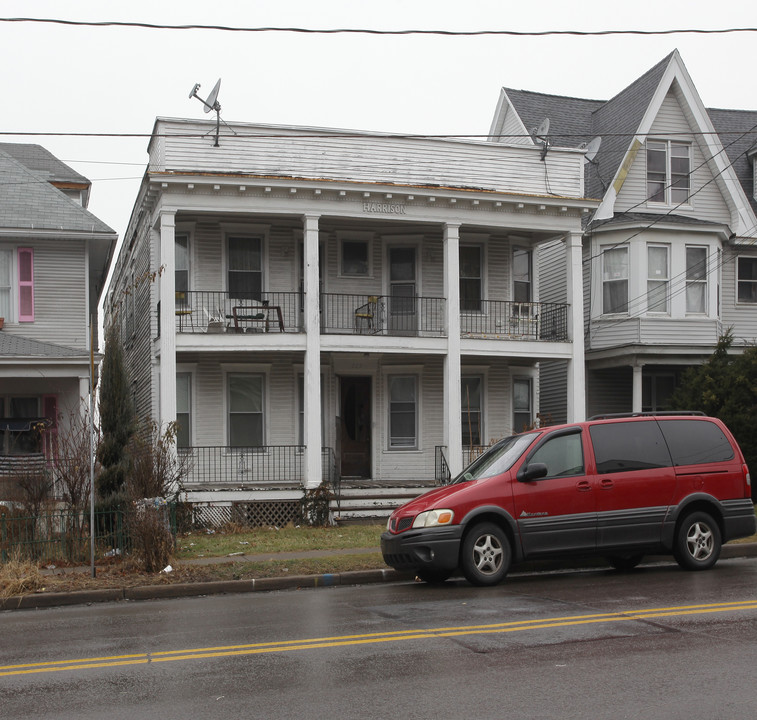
[658, 420, 735, 465]
[589, 420, 672, 474]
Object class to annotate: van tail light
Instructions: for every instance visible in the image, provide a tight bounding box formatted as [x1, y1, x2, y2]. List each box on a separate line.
[743, 464, 751, 492]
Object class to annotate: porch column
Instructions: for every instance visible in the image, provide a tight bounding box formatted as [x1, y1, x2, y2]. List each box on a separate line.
[632, 364, 643, 413]
[158, 210, 177, 430]
[303, 214, 323, 489]
[443, 223, 463, 477]
[565, 231, 586, 422]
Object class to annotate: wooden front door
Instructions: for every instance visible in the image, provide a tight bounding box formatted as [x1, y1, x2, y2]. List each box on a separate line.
[339, 376, 371, 478]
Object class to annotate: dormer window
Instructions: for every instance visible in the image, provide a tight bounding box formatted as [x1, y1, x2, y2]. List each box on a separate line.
[647, 140, 690, 205]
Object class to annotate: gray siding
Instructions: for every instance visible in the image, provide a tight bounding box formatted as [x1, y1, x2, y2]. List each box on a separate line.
[587, 367, 633, 418]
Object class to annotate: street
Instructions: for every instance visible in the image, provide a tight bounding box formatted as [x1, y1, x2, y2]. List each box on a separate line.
[2, 557, 757, 719]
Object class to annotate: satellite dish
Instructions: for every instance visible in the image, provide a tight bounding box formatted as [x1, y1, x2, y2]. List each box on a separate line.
[581, 136, 602, 163]
[533, 118, 550, 139]
[204, 78, 222, 114]
[189, 79, 223, 147]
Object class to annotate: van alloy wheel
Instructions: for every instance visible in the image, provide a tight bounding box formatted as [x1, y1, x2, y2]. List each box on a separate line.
[674, 511, 721, 571]
[461, 522, 511, 586]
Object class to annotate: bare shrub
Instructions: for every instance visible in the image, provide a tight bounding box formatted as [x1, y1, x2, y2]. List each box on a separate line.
[0, 552, 45, 600]
[127, 500, 174, 573]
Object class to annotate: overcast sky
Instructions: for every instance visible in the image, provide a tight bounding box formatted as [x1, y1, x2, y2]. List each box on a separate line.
[1, 0, 755, 246]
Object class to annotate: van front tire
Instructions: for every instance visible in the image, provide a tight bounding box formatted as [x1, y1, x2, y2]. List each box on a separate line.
[461, 522, 511, 586]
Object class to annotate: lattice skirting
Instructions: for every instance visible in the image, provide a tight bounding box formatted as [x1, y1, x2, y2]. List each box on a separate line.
[190, 501, 300, 529]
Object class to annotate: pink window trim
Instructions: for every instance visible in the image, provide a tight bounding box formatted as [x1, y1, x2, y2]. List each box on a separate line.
[18, 247, 34, 322]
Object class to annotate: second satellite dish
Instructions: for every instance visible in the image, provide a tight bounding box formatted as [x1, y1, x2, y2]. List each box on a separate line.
[581, 136, 602, 163]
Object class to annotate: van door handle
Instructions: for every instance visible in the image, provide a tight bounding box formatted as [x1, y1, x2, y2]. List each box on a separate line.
[576, 480, 592, 491]
[600, 478, 614, 489]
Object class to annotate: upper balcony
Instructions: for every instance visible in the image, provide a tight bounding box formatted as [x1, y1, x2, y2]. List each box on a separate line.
[167, 290, 568, 342]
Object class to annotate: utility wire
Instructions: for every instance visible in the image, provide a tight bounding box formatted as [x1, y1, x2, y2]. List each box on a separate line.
[2, 18, 757, 37]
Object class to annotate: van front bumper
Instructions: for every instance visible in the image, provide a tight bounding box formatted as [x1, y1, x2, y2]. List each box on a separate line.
[381, 525, 464, 572]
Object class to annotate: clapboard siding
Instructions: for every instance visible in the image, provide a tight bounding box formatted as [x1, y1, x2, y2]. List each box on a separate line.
[722, 246, 757, 342]
[590, 317, 720, 350]
[14, 239, 88, 348]
[615, 91, 731, 224]
[538, 360, 568, 425]
[152, 120, 586, 199]
[537, 237, 566, 303]
[587, 367, 633, 417]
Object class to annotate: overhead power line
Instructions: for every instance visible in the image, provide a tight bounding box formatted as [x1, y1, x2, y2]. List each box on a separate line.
[2, 17, 757, 37]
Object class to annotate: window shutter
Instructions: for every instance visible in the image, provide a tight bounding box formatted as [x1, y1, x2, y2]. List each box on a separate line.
[18, 248, 34, 322]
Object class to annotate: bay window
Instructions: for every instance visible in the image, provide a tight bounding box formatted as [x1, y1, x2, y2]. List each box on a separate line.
[686, 247, 708, 313]
[647, 245, 670, 313]
[602, 246, 629, 314]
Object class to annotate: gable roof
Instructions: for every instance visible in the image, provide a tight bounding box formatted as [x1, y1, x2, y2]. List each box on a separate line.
[496, 51, 757, 233]
[0, 148, 114, 235]
[0, 143, 89, 187]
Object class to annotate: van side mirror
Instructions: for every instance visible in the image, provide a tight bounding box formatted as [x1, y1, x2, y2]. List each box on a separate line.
[517, 462, 549, 482]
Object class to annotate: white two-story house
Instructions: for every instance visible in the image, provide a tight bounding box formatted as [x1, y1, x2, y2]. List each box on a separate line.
[0, 144, 116, 494]
[489, 50, 757, 419]
[106, 117, 596, 522]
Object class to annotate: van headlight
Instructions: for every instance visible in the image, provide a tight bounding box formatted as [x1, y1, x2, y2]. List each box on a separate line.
[412, 509, 455, 529]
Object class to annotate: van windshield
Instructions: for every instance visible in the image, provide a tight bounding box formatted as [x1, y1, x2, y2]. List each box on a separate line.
[453, 433, 538, 483]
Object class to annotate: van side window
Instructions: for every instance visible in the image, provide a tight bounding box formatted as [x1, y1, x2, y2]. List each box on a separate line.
[658, 419, 735, 465]
[589, 421, 672, 474]
[529, 433, 584, 478]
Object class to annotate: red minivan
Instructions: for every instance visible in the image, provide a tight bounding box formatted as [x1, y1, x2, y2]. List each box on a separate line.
[381, 414, 756, 585]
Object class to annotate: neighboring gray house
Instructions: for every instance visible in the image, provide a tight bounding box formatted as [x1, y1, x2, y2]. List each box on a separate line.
[0, 144, 116, 484]
[105, 117, 596, 521]
[489, 50, 757, 419]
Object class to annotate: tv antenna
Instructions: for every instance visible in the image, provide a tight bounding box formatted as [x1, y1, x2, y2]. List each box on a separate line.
[532, 118, 550, 161]
[189, 78, 222, 147]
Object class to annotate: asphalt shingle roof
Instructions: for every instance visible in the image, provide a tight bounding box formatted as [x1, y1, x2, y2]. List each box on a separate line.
[0, 143, 88, 186]
[0, 148, 114, 234]
[0, 331, 84, 359]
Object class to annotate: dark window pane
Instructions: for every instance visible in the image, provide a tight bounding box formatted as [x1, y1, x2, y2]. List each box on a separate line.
[589, 421, 672, 474]
[342, 241, 369, 275]
[658, 420, 734, 465]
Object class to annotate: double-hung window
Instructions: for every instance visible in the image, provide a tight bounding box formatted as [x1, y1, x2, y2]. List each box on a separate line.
[175, 234, 189, 307]
[512, 248, 532, 303]
[737, 257, 757, 304]
[513, 378, 532, 432]
[176, 373, 191, 449]
[341, 239, 369, 276]
[459, 246, 482, 312]
[647, 140, 690, 205]
[602, 246, 629, 314]
[228, 236, 262, 301]
[647, 245, 670, 313]
[686, 247, 708, 313]
[461, 376, 482, 446]
[388, 375, 417, 449]
[0, 248, 34, 322]
[228, 374, 264, 447]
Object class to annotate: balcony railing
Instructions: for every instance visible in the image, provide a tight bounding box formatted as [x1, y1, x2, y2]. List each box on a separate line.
[320, 293, 446, 337]
[460, 300, 568, 341]
[173, 291, 303, 334]
[180, 445, 337, 488]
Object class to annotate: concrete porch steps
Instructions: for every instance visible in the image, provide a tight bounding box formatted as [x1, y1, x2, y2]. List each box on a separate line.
[332, 486, 432, 523]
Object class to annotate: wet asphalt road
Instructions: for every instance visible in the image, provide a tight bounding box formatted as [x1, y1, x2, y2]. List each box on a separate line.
[2, 557, 757, 719]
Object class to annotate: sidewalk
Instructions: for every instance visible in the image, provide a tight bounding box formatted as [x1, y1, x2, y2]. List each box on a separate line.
[3, 542, 756, 612]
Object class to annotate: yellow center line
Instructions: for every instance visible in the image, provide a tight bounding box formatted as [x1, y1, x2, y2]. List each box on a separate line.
[2, 600, 756, 678]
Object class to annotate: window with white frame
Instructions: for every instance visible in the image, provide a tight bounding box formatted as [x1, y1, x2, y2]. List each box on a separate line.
[176, 373, 191, 449]
[602, 246, 629, 314]
[0, 249, 11, 319]
[341, 239, 370, 276]
[686, 246, 708, 313]
[461, 376, 482, 446]
[228, 374, 264, 447]
[175, 233, 189, 307]
[647, 245, 670, 313]
[228, 236, 262, 301]
[459, 246, 482, 312]
[647, 140, 690, 205]
[513, 248, 532, 303]
[513, 378, 532, 432]
[737, 257, 757, 303]
[0, 396, 42, 454]
[388, 375, 417, 449]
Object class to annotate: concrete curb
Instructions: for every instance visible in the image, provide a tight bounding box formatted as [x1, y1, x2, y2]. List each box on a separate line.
[3, 544, 756, 612]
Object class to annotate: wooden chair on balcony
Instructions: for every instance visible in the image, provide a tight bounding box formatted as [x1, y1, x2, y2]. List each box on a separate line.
[354, 296, 381, 333]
